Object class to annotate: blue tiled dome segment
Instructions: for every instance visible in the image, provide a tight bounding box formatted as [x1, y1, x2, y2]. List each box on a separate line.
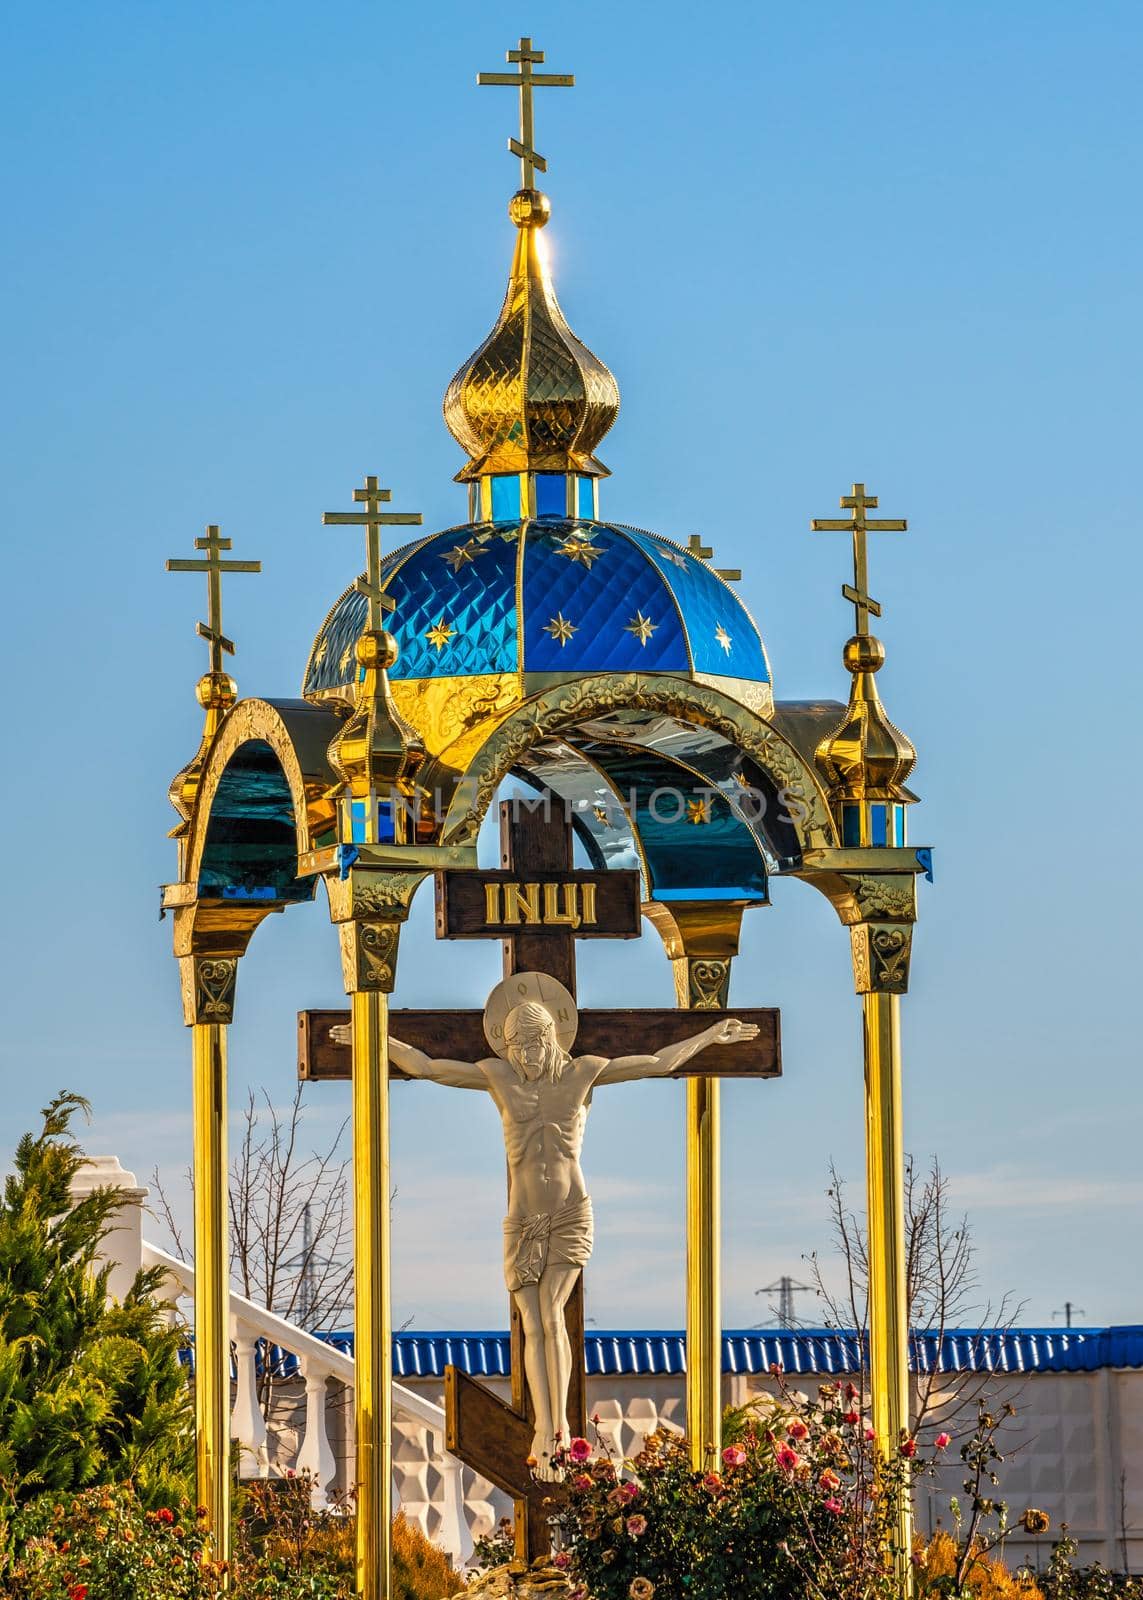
[304, 519, 770, 694]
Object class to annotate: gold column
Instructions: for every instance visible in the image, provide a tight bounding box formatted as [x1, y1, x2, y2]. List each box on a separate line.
[863, 990, 911, 1569]
[192, 1020, 231, 1558]
[351, 984, 392, 1599]
[849, 912, 915, 1588]
[334, 904, 411, 1600]
[644, 904, 743, 1472]
[686, 1071, 721, 1470]
[177, 950, 241, 1574]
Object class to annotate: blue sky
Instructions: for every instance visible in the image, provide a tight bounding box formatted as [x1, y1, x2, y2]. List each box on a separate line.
[2, 0, 1141, 1333]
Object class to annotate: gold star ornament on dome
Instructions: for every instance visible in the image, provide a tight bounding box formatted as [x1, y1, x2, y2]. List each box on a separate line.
[714, 624, 732, 655]
[442, 536, 486, 572]
[425, 618, 456, 653]
[626, 612, 657, 646]
[556, 533, 604, 568]
[545, 613, 577, 646]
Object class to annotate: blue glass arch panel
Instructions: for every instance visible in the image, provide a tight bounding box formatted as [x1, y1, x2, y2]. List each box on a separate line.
[197, 741, 317, 904]
[577, 741, 768, 901]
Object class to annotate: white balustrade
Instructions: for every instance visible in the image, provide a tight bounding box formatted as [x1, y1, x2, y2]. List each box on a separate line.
[141, 1241, 474, 1568]
[294, 1354, 337, 1508]
[230, 1320, 270, 1479]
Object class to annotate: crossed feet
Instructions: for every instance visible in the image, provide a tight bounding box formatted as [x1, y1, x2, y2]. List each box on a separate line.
[530, 1420, 572, 1483]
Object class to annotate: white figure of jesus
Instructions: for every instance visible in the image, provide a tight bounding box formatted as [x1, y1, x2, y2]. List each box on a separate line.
[384, 973, 759, 1479]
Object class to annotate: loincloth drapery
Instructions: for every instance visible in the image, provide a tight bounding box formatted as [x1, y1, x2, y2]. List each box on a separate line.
[503, 1195, 594, 1292]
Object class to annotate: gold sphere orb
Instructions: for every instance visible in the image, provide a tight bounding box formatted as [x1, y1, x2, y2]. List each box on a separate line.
[508, 188, 551, 228]
[842, 634, 886, 673]
[356, 629, 400, 670]
[196, 671, 238, 711]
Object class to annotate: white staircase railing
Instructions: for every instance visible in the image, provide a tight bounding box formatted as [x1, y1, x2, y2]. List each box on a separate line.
[141, 1242, 473, 1568]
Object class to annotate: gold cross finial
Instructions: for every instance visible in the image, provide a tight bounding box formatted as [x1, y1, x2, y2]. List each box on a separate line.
[322, 474, 423, 633]
[685, 533, 742, 583]
[811, 482, 906, 636]
[166, 524, 262, 673]
[478, 35, 574, 191]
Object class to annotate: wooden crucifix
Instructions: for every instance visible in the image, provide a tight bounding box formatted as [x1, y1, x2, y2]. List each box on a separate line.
[298, 801, 781, 1561]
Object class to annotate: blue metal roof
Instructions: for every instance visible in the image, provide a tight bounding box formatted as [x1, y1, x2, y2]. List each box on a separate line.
[308, 1327, 1143, 1380]
[303, 519, 770, 694]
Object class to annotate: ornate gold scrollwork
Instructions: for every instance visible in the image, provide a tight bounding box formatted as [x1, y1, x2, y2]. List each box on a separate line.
[684, 957, 732, 1010]
[854, 875, 916, 922]
[442, 673, 835, 852]
[849, 923, 913, 996]
[179, 955, 239, 1026]
[325, 869, 429, 926]
[339, 920, 401, 994]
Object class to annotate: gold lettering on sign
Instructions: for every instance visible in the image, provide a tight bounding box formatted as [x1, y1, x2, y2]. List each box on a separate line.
[480, 879, 608, 929]
[543, 882, 581, 928]
[502, 882, 542, 925]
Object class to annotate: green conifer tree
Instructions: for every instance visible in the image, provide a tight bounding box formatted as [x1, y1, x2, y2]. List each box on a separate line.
[0, 1093, 194, 1512]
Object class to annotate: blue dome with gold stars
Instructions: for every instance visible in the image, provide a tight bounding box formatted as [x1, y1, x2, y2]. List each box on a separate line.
[303, 516, 771, 708]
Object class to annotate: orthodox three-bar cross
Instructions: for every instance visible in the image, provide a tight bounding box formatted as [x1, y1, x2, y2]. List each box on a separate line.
[478, 35, 573, 190]
[322, 475, 423, 631]
[165, 524, 262, 672]
[299, 804, 780, 1560]
[811, 482, 906, 636]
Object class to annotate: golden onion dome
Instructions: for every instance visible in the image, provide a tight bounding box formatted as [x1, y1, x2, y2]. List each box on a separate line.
[443, 188, 620, 483]
[816, 634, 917, 802]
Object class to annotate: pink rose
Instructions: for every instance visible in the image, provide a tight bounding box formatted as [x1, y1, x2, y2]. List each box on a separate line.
[553, 1551, 570, 1569]
[900, 1437, 917, 1460]
[722, 1445, 747, 1468]
[776, 1446, 799, 1472]
[843, 1411, 860, 1427]
[569, 1437, 592, 1464]
[787, 1420, 808, 1441]
[935, 1432, 951, 1449]
[702, 1472, 722, 1492]
[626, 1514, 647, 1538]
[617, 1481, 639, 1503]
[824, 1496, 843, 1515]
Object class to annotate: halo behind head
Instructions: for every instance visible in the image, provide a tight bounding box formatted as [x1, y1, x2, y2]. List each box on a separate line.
[483, 971, 578, 1059]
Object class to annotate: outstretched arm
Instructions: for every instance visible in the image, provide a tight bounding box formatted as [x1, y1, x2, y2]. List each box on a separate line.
[327, 1025, 487, 1090]
[388, 1037, 489, 1089]
[593, 1018, 760, 1085]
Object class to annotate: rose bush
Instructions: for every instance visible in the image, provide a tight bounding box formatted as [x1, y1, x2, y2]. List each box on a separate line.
[2, 1478, 464, 1600]
[4, 1483, 216, 1599]
[554, 1372, 930, 1600]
